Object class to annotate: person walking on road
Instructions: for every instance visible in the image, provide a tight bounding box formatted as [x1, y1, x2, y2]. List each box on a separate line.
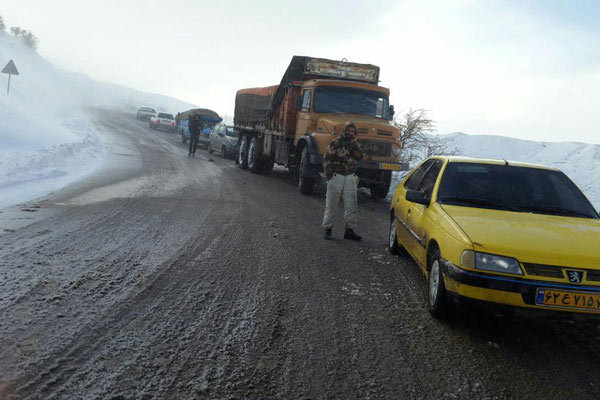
[188, 114, 201, 157]
[322, 121, 364, 241]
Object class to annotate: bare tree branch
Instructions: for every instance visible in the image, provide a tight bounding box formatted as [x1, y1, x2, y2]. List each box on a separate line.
[392, 109, 460, 164]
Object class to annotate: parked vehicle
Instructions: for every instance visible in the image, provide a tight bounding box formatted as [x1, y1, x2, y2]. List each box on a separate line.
[136, 107, 156, 120]
[389, 156, 600, 319]
[234, 56, 408, 198]
[150, 112, 176, 132]
[177, 109, 222, 148]
[208, 123, 238, 158]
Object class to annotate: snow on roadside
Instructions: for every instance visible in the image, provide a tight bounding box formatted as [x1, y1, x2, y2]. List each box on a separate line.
[0, 32, 108, 208]
[0, 30, 195, 209]
[0, 115, 106, 209]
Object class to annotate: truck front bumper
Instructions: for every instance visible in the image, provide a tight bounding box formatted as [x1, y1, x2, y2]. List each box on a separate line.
[357, 160, 409, 171]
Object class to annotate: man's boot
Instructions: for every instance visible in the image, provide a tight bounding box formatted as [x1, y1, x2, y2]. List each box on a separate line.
[323, 228, 333, 240]
[344, 229, 362, 241]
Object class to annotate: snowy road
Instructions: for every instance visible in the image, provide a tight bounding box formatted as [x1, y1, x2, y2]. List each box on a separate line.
[1, 110, 600, 399]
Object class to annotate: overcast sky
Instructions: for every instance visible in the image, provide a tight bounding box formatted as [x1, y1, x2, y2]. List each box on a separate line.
[3, 0, 600, 143]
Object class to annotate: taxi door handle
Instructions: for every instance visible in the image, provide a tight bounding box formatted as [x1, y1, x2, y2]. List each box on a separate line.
[407, 208, 411, 215]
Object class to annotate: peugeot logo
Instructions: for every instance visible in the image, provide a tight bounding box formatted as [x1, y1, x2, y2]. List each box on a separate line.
[566, 270, 584, 284]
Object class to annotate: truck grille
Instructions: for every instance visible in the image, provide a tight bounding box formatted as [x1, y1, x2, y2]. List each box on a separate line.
[358, 140, 391, 157]
[377, 129, 393, 136]
[357, 128, 369, 135]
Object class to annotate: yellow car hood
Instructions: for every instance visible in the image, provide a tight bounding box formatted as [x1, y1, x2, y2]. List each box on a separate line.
[441, 204, 600, 269]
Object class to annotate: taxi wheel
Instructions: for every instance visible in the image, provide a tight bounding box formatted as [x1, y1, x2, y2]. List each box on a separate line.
[388, 214, 407, 256]
[427, 248, 449, 318]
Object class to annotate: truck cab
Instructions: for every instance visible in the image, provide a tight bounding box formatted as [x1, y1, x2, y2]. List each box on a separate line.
[292, 79, 402, 197]
[234, 56, 407, 198]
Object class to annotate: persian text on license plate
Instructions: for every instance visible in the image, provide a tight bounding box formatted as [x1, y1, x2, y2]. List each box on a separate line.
[536, 288, 600, 310]
[380, 163, 403, 171]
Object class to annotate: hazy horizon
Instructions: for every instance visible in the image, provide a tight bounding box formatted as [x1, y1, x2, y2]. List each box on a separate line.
[3, 0, 600, 144]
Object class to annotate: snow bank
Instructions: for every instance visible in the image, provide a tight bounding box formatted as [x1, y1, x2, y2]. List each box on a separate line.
[0, 32, 108, 209]
[390, 133, 600, 210]
[0, 32, 196, 209]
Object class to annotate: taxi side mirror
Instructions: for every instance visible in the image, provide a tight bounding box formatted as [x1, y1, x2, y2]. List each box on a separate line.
[406, 190, 430, 206]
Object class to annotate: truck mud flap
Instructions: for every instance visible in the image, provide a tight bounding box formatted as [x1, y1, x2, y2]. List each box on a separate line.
[299, 134, 322, 178]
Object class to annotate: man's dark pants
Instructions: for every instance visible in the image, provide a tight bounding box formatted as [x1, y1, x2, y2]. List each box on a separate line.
[189, 135, 199, 154]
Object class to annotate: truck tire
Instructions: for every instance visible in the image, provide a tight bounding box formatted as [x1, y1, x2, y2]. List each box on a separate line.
[370, 183, 390, 199]
[238, 135, 249, 169]
[370, 171, 392, 199]
[248, 136, 261, 173]
[298, 147, 314, 195]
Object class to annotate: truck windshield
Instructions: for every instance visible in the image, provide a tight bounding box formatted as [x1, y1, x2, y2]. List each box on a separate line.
[313, 86, 391, 120]
[437, 162, 599, 219]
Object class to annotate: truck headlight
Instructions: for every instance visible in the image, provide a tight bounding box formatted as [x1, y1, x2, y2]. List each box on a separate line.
[392, 145, 401, 157]
[460, 250, 523, 275]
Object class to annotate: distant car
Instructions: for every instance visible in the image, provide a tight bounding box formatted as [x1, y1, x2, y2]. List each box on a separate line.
[209, 123, 238, 158]
[389, 156, 600, 320]
[150, 112, 176, 132]
[136, 107, 156, 120]
[199, 125, 213, 149]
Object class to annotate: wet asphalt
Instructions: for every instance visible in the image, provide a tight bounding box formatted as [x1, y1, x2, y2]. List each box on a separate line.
[0, 109, 599, 399]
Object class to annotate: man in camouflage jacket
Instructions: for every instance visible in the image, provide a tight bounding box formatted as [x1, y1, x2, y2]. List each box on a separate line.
[322, 121, 364, 241]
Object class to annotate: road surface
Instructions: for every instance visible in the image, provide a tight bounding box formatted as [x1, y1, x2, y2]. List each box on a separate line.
[1, 110, 599, 399]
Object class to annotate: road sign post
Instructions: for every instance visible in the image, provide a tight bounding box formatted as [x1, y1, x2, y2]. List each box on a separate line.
[2, 59, 20, 95]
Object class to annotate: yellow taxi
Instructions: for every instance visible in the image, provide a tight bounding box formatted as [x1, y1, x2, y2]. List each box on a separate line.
[389, 156, 600, 318]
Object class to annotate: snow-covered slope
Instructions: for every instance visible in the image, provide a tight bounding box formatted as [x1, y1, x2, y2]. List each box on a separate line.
[392, 133, 600, 210]
[0, 32, 197, 209]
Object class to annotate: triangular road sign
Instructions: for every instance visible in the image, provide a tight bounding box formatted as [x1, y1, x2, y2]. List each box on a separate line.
[2, 60, 19, 75]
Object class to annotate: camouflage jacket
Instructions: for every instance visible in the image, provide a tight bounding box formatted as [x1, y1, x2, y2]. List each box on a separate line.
[323, 137, 364, 176]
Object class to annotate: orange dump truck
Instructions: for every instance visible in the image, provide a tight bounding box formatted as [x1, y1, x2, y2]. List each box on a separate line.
[234, 56, 407, 198]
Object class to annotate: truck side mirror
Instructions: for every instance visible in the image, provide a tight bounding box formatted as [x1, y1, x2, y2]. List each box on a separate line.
[296, 95, 303, 111]
[389, 105, 395, 118]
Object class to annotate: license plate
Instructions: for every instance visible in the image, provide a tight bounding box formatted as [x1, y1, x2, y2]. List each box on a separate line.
[379, 163, 403, 171]
[536, 288, 600, 310]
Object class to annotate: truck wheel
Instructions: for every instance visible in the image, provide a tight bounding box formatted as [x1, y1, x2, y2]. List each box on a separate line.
[248, 136, 261, 173]
[370, 183, 390, 200]
[298, 147, 314, 195]
[238, 135, 249, 169]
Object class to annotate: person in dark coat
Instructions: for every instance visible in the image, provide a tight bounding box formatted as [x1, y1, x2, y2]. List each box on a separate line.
[188, 114, 201, 156]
